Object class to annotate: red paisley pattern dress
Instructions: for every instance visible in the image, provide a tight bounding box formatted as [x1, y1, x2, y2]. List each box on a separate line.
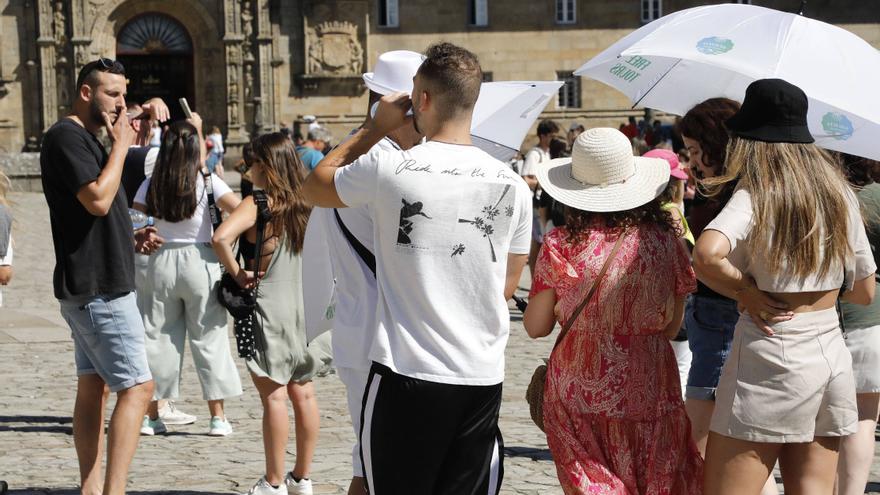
[530, 224, 703, 495]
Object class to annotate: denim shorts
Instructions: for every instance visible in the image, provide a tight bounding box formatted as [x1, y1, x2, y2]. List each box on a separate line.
[60, 292, 152, 393]
[685, 295, 739, 401]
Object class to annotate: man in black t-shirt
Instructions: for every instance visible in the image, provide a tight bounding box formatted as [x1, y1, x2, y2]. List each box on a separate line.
[40, 58, 165, 495]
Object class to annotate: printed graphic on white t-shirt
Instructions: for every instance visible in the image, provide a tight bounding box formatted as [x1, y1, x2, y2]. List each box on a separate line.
[395, 183, 516, 264]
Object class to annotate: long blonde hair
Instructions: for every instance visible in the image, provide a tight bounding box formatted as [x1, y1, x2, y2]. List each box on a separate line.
[0, 170, 10, 206]
[703, 138, 853, 280]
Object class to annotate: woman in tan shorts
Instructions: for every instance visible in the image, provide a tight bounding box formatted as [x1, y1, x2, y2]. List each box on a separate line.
[693, 78, 876, 494]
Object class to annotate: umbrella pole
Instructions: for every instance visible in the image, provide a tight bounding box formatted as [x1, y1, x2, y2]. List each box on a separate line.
[631, 58, 683, 110]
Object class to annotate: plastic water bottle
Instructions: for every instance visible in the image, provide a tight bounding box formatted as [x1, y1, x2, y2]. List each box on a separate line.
[129, 208, 154, 230]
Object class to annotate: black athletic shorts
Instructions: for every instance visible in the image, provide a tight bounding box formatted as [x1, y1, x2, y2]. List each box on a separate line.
[359, 362, 504, 495]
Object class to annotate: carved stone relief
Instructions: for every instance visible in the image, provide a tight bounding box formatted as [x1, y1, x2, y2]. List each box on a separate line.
[74, 44, 90, 70]
[38, 0, 53, 38]
[244, 64, 254, 100]
[53, 1, 67, 45]
[241, 0, 254, 62]
[305, 21, 363, 76]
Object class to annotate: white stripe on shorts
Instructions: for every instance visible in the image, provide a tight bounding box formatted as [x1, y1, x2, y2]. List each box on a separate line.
[361, 373, 382, 492]
[487, 437, 500, 495]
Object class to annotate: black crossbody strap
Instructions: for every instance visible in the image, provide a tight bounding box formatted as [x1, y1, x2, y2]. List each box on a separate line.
[202, 171, 222, 233]
[253, 191, 270, 287]
[334, 208, 376, 276]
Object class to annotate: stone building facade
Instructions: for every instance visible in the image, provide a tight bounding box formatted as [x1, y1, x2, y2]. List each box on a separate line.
[0, 0, 878, 155]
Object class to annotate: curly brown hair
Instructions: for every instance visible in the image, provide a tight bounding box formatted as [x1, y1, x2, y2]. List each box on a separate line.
[562, 197, 680, 244]
[838, 152, 878, 188]
[677, 98, 741, 177]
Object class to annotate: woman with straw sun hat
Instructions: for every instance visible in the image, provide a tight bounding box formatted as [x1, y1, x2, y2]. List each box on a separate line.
[523, 127, 703, 494]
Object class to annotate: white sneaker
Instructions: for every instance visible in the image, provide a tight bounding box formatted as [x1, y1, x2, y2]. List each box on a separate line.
[284, 472, 312, 495]
[208, 416, 233, 436]
[140, 415, 167, 436]
[158, 401, 197, 425]
[242, 477, 287, 495]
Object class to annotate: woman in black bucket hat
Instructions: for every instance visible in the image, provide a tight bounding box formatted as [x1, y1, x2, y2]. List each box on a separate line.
[693, 78, 876, 494]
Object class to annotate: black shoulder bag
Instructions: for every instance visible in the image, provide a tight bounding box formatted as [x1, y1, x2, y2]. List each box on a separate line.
[217, 190, 271, 358]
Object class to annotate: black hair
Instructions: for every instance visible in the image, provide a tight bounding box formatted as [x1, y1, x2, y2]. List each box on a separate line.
[146, 121, 201, 222]
[537, 119, 560, 137]
[75, 58, 126, 92]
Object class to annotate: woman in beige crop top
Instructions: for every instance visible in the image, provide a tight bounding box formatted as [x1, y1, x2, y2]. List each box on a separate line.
[692, 79, 876, 495]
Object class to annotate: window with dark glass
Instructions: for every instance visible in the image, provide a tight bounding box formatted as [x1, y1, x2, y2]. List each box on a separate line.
[641, 0, 662, 23]
[469, 0, 488, 26]
[556, 0, 576, 24]
[378, 0, 399, 27]
[557, 71, 581, 108]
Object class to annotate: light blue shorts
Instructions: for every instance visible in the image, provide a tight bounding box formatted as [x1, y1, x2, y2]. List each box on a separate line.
[60, 292, 152, 392]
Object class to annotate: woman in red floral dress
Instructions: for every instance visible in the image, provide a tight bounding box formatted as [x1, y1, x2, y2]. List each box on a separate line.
[524, 128, 703, 494]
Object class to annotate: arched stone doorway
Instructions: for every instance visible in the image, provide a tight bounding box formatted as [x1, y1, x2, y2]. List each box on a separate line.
[116, 13, 194, 121]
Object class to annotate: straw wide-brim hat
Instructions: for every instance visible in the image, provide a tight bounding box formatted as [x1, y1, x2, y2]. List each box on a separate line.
[537, 128, 670, 213]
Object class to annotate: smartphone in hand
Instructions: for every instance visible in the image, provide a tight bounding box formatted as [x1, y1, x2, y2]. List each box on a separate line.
[179, 98, 193, 119]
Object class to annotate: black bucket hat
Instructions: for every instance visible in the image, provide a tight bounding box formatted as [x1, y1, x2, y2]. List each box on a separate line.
[726, 78, 815, 144]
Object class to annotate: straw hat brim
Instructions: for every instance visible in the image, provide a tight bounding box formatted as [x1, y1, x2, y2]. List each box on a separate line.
[536, 156, 670, 213]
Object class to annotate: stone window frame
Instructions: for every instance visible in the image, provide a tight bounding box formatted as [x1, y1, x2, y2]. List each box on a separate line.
[556, 71, 581, 109]
[469, 0, 489, 27]
[378, 0, 400, 28]
[555, 0, 576, 25]
[641, 0, 662, 23]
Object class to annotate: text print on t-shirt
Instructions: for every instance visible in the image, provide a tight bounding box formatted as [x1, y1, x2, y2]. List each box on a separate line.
[392, 156, 518, 262]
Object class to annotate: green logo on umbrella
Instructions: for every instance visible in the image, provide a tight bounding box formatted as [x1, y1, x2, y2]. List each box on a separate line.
[822, 112, 854, 141]
[696, 37, 734, 55]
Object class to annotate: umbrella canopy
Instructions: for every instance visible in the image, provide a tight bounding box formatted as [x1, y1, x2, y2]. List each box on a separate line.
[575, 3, 880, 160]
[471, 81, 564, 161]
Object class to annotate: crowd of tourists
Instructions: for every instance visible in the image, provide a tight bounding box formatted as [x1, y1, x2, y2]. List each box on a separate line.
[32, 36, 880, 495]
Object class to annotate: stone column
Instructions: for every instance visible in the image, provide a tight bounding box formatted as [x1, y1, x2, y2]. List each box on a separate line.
[36, 0, 58, 131]
[223, 0, 248, 147]
[254, 0, 275, 135]
[52, 1, 73, 116]
[70, 0, 92, 76]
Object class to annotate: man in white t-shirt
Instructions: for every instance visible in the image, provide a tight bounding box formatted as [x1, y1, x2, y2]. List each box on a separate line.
[520, 119, 558, 276]
[519, 119, 558, 191]
[303, 42, 531, 494]
[301, 49, 425, 495]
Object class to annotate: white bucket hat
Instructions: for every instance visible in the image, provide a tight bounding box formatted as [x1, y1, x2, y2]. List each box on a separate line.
[363, 50, 426, 95]
[537, 128, 670, 212]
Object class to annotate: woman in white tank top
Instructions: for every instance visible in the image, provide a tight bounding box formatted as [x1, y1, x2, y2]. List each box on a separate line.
[133, 114, 243, 436]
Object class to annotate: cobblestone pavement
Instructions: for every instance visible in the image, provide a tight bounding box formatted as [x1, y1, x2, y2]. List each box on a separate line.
[1, 192, 879, 494]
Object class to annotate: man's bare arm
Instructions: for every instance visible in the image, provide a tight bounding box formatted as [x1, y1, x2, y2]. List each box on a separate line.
[76, 112, 135, 216]
[303, 92, 413, 208]
[302, 127, 386, 208]
[505, 253, 528, 300]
